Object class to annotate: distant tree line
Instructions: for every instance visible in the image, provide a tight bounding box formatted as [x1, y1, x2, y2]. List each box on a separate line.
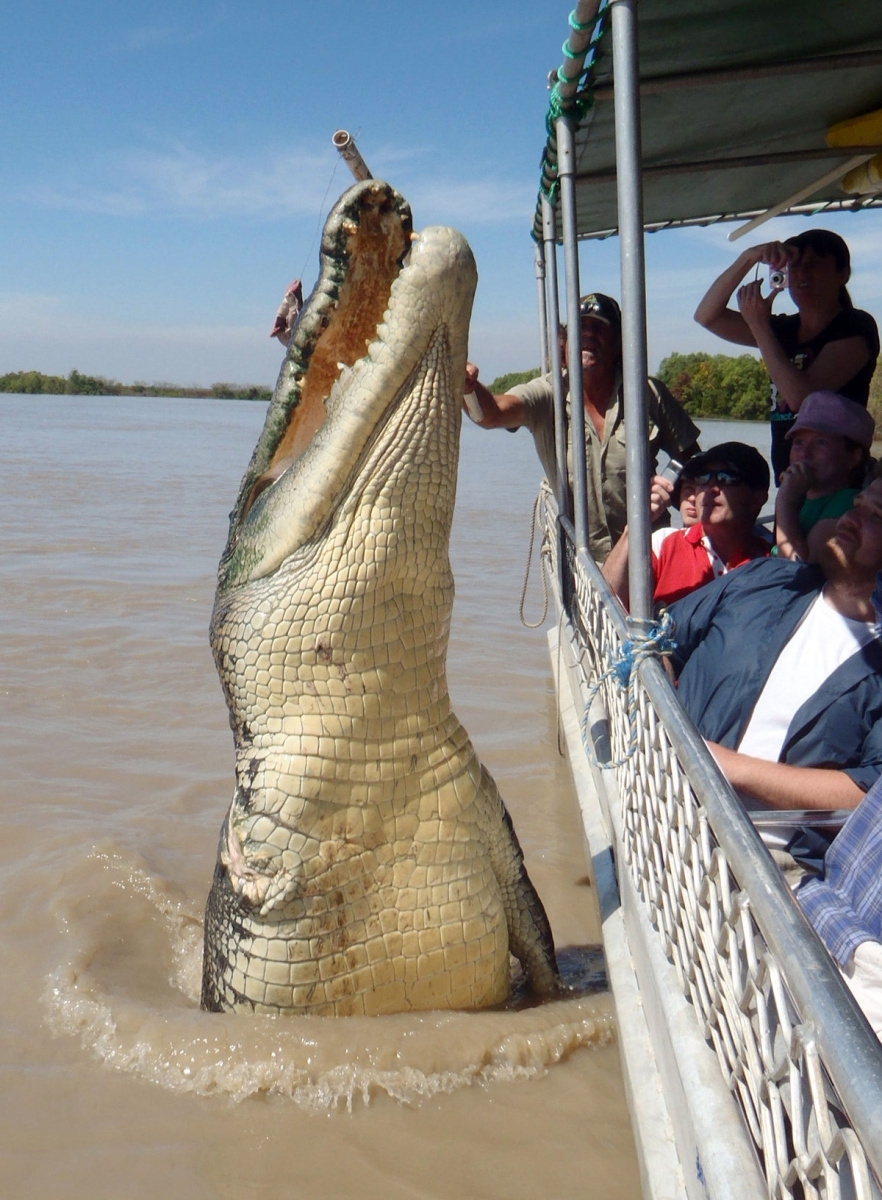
[488, 368, 541, 394]
[0, 369, 272, 401]
[6, 359, 881, 429]
[870, 369, 882, 432]
[655, 352, 769, 420]
[488, 354, 771, 418]
[657, 352, 882, 432]
[492, 352, 882, 431]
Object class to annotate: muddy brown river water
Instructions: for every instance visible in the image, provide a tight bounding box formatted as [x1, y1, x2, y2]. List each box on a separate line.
[0, 393, 642, 1198]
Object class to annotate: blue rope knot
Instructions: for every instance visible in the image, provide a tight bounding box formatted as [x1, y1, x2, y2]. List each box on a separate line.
[581, 611, 677, 769]
[610, 611, 676, 689]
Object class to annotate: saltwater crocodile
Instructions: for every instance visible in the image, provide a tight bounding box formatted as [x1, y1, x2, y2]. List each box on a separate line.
[201, 179, 560, 1015]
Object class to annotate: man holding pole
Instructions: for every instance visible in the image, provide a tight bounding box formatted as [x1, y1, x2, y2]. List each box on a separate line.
[464, 293, 699, 563]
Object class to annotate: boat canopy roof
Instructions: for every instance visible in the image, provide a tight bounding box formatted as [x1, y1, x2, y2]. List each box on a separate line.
[535, 0, 882, 242]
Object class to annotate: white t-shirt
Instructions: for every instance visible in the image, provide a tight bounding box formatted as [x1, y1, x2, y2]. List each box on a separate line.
[738, 592, 876, 762]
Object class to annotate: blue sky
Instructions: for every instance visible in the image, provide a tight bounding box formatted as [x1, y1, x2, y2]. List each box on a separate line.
[4, 1, 882, 388]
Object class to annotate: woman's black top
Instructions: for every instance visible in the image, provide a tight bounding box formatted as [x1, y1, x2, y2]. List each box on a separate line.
[768, 307, 879, 481]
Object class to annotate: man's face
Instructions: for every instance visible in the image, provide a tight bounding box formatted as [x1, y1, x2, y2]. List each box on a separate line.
[577, 315, 621, 375]
[678, 480, 699, 527]
[823, 478, 882, 577]
[789, 427, 861, 491]
[692, 463, 766, 533]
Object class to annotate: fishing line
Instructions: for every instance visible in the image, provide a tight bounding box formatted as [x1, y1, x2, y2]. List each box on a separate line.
[294, 128, 363, 286]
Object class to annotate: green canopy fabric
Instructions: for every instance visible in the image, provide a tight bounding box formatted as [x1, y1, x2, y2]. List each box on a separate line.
[535, 0, 882, 242]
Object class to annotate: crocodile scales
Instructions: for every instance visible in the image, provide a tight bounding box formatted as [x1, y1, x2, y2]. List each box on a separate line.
[201, 179, 560, 1015]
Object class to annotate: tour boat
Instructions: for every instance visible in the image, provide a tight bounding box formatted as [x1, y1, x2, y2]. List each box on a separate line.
[530, 2, 882, 1197]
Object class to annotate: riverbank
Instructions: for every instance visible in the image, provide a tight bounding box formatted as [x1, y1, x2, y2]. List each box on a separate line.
[0, 370, 271, 400]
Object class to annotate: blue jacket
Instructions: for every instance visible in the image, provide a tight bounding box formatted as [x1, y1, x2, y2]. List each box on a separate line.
[668, 558, 882, 792]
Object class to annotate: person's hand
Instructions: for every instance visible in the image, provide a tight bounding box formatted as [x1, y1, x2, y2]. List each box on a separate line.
[649, 475, 674, 522]
[737, 278, 777, 332]
[749, 240, 797, 269]
[464, 362, 479, 394]
[777, 459, 814, 501]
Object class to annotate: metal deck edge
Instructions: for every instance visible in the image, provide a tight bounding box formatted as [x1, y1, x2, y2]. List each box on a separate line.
[549, 623, 686, 1200]
[549, 622, 765, 1200]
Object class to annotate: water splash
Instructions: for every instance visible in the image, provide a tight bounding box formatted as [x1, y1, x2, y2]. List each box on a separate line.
[43, 847, 616, 1109]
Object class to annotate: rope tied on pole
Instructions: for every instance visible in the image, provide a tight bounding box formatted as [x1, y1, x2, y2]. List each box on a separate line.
[568, 7, 596, 32]
[536, 42, 600, 209]
[580, 610, 676, 768]
[532, 0, 610, 239]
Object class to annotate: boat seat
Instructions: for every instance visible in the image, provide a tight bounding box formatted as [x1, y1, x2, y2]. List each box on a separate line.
[749, 809, 851, 883]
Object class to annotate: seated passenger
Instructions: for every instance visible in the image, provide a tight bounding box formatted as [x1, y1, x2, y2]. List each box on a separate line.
[669, 469, 699, 530]
[797, 775, 882, 1039]
[463, 293, 700, 564]
[667, 478, 882, 811]
[775, 390, 874, 561]
[602, 442, 770, 610]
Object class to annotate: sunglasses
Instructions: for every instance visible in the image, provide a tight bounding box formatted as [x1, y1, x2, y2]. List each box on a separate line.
[579, 297, 617, 324]
[690, 469, 744, 487]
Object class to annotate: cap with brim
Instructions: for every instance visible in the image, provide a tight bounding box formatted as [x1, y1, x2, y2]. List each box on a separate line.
[783, 229, 850, 269]
[784, 390, 875, 450]
[578, 293, 621, 329]
[675, 441, 770, 499]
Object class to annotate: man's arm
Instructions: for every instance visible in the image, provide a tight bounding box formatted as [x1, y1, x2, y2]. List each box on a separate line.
[707, 743, 864, 810]
[601, 529, 632, 608]
[463, 363, 529, 429]
[601, 476, 674, 609]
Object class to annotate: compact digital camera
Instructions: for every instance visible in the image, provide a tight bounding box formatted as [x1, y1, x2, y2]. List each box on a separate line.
[660, 457, 683, 484]
[769, 267, 788, 290]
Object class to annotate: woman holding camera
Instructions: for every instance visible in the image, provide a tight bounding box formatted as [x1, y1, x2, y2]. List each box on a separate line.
[695, 229, 878, 481]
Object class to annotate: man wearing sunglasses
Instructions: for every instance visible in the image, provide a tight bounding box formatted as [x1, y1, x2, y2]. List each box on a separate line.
[462, 293, 700, 563]
[602, 441, 771, 609]
[668, 477, 882, 812]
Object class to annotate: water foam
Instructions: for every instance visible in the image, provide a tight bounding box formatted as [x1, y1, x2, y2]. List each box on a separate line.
[43, 848, 615, 1109]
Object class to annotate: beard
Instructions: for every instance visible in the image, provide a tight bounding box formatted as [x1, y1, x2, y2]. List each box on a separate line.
[814, 531, 850, 579]
[814, 528, 879, 597]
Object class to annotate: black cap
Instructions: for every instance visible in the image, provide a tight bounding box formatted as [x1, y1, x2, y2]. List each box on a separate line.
[783, 228, 850, 271]
[579, 293, 621, 329]
[674, 441, 770, 502]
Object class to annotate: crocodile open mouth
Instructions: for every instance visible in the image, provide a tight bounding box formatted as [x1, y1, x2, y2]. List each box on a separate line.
[216, 180, 476, 591]
[238, 181, 414, 523]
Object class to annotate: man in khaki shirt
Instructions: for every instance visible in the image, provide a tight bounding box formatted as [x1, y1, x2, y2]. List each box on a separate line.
[464, 293, 700, 563]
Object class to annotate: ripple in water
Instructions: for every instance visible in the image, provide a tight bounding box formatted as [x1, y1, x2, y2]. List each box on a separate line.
[43, 847, 616, 1110]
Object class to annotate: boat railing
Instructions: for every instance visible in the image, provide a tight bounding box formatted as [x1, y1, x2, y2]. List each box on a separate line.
[539, 485, 882, 1200]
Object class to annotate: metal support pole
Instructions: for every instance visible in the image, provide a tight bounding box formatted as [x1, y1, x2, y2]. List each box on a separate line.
[541, 193, 572, 526]
[332, 130, 373, 181]
[611, 0, 652, 623]
[534, 241, 551, 375]
[555, 114, 588, 555]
